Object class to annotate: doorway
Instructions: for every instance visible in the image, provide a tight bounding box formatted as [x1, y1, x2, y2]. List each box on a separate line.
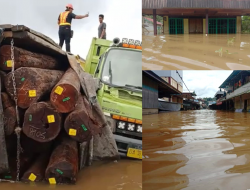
[244, 100, 247, 111]
[189, 19, 203, 34]
[169, 18, 184, 34]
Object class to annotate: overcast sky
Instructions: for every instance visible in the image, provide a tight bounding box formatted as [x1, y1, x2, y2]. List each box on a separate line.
[183, 71, 233, 98]
[0, 0, 141, 58]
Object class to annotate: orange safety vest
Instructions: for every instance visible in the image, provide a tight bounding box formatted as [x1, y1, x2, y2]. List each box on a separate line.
[59, 11, 71, 26]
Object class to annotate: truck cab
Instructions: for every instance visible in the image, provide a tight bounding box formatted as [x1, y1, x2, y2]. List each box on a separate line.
[82, 37, 142, 159]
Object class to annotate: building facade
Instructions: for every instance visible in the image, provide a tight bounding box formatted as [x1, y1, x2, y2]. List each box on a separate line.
[153, 70, 183, 104]
[219, 70, 250, 112]
[142, 0, 250, 35]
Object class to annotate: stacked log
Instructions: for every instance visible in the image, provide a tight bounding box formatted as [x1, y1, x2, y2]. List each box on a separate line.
[45, 135, 78, 184]
[22, 101, 62, 142]
[64, 95, 101, 142]
[0, 42, 115, 184]
[50, 68, 80, 113]
[4, 67, 64, 109]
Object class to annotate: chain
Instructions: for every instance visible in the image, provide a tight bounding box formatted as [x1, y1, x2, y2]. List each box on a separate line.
[10, 38, 22, 182]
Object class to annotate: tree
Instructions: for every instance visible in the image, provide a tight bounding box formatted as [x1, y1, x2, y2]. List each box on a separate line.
[242, 16, 250, 33]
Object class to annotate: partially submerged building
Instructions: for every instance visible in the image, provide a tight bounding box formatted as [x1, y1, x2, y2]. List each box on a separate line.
[142, 70, 183, 114]
[142, 0, 250, 35]
[219, 70, 250, 112]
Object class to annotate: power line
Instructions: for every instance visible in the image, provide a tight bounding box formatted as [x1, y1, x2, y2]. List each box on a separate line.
[176, 70, 191, 93]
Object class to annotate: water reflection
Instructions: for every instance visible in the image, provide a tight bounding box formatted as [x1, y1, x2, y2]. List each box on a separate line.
[0, 160, 142, 190]
[142, 34, 250, 70]
[143, 110, 250, 190]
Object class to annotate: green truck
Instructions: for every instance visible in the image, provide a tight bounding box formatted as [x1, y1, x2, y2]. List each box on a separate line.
[80, 37, 142, 159]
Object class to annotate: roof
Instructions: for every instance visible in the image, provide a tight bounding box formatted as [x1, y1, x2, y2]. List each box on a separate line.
[143, 70, 181, 96]
[142, 0, 250, 9]
[144, 17, 163, 25]
[219, 70, 250, 88]
[214, 90, 224, 98]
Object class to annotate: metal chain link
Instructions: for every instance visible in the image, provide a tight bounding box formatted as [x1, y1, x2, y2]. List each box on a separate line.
[10, 38, 22, 182]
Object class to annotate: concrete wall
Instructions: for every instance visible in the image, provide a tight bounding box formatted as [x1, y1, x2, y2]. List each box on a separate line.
[237, 16, 242, 34]
[163, 16, 169, 34]
[153, 70, 183, 85]
[184, 19, 189, 34]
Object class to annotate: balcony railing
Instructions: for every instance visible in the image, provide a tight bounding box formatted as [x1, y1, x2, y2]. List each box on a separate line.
[226, 82, 250, 99]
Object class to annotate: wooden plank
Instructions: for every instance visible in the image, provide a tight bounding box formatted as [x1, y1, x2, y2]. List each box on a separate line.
[2, 31, 66, 58]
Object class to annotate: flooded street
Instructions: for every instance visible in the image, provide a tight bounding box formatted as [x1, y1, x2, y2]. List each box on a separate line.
[143, 110, 250, 190]
[0, 160, 142, 190]
[142, 34, 250, 70]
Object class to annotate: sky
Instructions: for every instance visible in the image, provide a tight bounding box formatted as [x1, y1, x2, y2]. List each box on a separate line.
[0, 0, 141, 58]
[183, 71, 233, 98]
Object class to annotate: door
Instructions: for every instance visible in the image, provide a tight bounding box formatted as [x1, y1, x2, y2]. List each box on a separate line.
[244, 100, 247, 111]
[169, 18, 183, 34]
[189, 19, 203, 34]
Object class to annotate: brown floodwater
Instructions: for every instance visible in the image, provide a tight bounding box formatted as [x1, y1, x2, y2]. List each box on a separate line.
[143, 110, 250, 190]
[0, 160, 142, 190]
[142, 34, 250, 70]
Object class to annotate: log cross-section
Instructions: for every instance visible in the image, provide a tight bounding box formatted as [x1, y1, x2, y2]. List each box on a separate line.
[22, 102, 62, 143]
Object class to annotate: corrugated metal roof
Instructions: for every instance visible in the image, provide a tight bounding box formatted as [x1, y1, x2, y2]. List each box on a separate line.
[142, 0, 250, 9]
[144, 17, 163, 25]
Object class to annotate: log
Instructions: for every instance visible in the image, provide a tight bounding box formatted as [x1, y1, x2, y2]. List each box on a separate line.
[45, 136, 78, 184]
[0, 153, 35, 181]
[0, 45, 60, 71]
[3, 106, 16, 136]
[50, 68, 80, 113]
[0, 78, 9, 173]
[79, 141, 89, 170]
[22, 153, 50, 182]
[21, 133, 52, 154]
[1, 92, 14, 109]
[64, 96, 101, 142]
[1, 92, 16, 135]
[22, 101, 62, 143]
[0, 71, 6, 91]
[5, 67, 64, 109]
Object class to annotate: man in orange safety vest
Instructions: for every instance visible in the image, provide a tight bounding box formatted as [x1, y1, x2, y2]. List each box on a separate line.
[58, 4, 89, 52]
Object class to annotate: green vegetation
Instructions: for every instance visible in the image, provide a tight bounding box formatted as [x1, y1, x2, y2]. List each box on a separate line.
[242, 16, 250, 33]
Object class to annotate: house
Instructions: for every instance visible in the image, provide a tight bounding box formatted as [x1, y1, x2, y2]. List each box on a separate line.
[142, 0, 250, 35]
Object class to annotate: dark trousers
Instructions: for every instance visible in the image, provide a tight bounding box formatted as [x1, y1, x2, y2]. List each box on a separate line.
[59, 26, 71, 52]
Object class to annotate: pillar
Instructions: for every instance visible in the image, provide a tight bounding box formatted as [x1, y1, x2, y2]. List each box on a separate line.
[203, 19, 206, 34]
[184, 19, 189, 34]
[163, 16, 169, 34]
[206, 13, 208, 34]
[153, 9, 157, 35]
[237, 16, 242, 34]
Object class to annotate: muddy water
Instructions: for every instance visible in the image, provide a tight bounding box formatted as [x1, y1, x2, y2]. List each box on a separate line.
[142, 34, 250, 70]
[143, 110, 250, 190]
[0, 160, 142, 190]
